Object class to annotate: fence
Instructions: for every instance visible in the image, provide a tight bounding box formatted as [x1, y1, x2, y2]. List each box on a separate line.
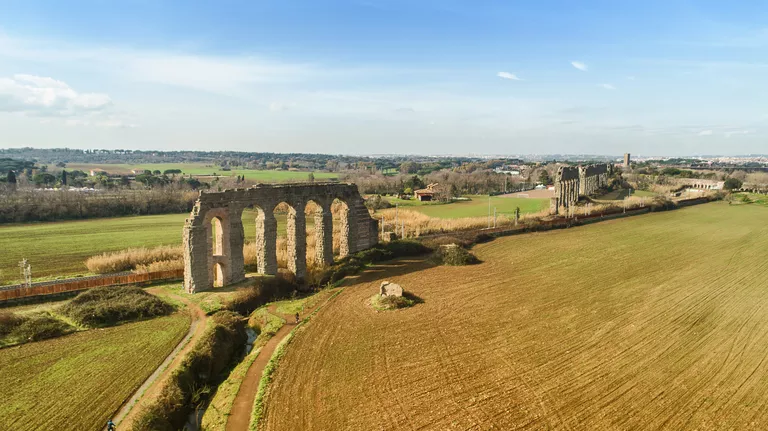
[0, 269, 184, 302]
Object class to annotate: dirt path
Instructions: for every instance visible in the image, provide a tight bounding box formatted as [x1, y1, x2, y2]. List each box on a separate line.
[225, 293, 335, 431]
[112, 289, 208, 429]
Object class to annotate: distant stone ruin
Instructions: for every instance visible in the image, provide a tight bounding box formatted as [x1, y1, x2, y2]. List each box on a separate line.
[551, 164, 611, 214]
[379, 281, 403, 297]
[183, 183, 379, 293]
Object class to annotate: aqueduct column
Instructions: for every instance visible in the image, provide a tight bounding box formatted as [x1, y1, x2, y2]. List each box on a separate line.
[286, 204, 307, 280]
[314, 203, 334, 267]
[255, 207, 278, 276]
[229, 206, 246, 283]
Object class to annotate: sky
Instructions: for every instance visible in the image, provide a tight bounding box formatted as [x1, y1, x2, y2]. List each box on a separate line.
[1, 0, 767, 156]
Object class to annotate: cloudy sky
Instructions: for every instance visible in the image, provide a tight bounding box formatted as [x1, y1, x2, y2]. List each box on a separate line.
[1, 0, 767, 156]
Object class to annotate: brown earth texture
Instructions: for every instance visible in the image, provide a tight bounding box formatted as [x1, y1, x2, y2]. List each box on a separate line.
[260, 202, 768, 430]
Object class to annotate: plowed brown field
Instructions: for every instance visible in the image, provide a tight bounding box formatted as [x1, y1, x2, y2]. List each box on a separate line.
[262, 202, 768, 430]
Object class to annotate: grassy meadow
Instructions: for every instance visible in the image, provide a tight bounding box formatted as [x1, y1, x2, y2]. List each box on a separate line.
[381, 194, 549, 219]
[0, 312, 190, 431]
[0, 210, 288, 284]
[262, 202, 768, 430]
[65, 163, 337, 182]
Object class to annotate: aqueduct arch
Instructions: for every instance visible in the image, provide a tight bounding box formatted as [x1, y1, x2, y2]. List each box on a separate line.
[183, 183, 379, 293]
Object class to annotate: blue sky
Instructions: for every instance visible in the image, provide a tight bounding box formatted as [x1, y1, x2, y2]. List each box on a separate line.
[1, 0, 767, 156]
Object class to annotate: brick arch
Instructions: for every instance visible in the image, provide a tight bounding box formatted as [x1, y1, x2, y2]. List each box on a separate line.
[183, 183, 378, 293]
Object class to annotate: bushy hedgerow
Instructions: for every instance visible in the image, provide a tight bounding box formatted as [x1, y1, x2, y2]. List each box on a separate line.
[131, 310, 247, 431]
[224, 276, 298, 316]
[0, 311, 25, 337]
[9, 313, 75, 342]
[370, 294, 416, 311]
[61, 286, 174, 327]
[432, 245, 481, 266]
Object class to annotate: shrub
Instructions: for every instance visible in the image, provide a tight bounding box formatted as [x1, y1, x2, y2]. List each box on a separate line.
[0, 311, 26, 336]
[224, 277, 297, 316]
[85, 245, 183, 274]
[10, 313, 74, 342]
[370, 293, 417, 311]
[432, 244, 481, 266]
[61, 286, 174, 327]
[131, 310, 247, 431]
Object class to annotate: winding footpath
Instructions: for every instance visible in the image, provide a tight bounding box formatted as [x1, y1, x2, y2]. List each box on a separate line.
[226, 292, 337, 431]
[111, 289, 209, 430]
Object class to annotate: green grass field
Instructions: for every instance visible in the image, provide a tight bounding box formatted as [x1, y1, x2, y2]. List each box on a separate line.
[65, 163, 337, 182]
[0, 210, 290, 284]
[382, 195, 549, 219]
[263, 202, 768, 430]
[0, 312, 190, 431]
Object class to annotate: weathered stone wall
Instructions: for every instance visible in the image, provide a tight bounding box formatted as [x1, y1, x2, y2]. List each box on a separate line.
[579, 164, 610, 196]
[183, 183, 379, 293]
[552, 166, 580, 214]
[551, 163, 610, 214]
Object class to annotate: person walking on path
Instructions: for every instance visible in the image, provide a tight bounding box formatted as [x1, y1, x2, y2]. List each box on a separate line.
[295, 312, 300, 324]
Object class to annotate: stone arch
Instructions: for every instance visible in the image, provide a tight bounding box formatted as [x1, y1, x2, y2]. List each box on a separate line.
[332, 197, 352, 258]
[183, 183, 379, 293]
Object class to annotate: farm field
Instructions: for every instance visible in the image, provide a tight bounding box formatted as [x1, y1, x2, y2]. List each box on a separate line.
[65, 163, 337, 182]
[595, 188, 656, 200]
[382, 194, 549, 219]
[262, 202, 768, 430]
[0, 210, 297, 284]
[0, 312, 190, 431]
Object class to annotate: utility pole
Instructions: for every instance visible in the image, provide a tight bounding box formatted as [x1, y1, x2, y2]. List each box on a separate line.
[493, 208, 497, 228]
[18, 259, 31, 289]
[504, 176, 507, 194]
[394, 203, 398, 228]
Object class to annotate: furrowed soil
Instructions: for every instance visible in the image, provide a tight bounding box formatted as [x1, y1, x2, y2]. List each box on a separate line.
[0, 313, 190, 431]
[262, 202, 768, 430]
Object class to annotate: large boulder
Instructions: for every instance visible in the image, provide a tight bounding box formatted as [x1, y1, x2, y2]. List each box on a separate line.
[379, 281, 403, 297]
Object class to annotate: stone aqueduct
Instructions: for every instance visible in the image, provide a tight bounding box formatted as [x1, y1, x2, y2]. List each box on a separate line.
[551, 164, 611, 214]
[183, 183, 379, 293]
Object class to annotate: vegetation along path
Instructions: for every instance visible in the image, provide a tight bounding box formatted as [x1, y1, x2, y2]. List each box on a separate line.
[226, 291, 337, 431]
[113, 288, 209, 429]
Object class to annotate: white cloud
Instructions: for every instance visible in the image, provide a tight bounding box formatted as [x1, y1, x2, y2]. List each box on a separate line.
[497, 71, 522, 81]
[571, 61, 588, 72]
[0, 74, 111, 115]
[599, 83, 616, 90]
[0, 73, 134, 127]
[725, 130, 750, 138]
[698, 130, 713, 136]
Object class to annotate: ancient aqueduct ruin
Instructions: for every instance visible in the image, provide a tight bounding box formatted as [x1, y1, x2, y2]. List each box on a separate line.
[183, 183, 379, 293]
[550, 164, 611, 214]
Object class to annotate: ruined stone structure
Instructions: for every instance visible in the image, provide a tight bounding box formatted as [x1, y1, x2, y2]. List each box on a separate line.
[550, 164, 611, 214]
[550, 166, 580, 214]
[579, 164, 610, 196]
[183, 183, 379, 293]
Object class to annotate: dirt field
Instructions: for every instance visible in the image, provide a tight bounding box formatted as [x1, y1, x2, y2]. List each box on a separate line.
[261, 202, 768, 430]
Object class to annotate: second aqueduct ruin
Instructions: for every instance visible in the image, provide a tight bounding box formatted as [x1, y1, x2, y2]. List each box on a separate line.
[183, 183, 379, 293]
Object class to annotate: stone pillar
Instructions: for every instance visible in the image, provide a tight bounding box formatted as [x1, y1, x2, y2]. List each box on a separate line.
[339, 203, 355, 257]
[314, 207, 334, 267]
[229, 206, 246, 284]
[183, 222, 209, 293]
[286, 206, 307, 280]
[256, 210, 278, 276]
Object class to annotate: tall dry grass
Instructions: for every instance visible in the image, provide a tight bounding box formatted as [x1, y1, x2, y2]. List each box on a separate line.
[85, 245, 183, 274]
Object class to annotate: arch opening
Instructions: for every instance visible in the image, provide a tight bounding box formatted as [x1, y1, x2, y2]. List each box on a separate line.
[211, 217, 224, 256]
[213, 262, 225, 288]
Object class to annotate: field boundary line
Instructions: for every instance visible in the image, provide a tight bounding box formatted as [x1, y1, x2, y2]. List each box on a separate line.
[248, 289, 344, 431]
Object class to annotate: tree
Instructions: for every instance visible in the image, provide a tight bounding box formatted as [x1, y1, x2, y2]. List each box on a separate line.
[538, 170, 551, 185]
[724, 178, 743, 190]
[7, 170, 16, 185]
[61, 169, 68, 186]
[32, 172, 56, 186]
[308, 172, 315, 183]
